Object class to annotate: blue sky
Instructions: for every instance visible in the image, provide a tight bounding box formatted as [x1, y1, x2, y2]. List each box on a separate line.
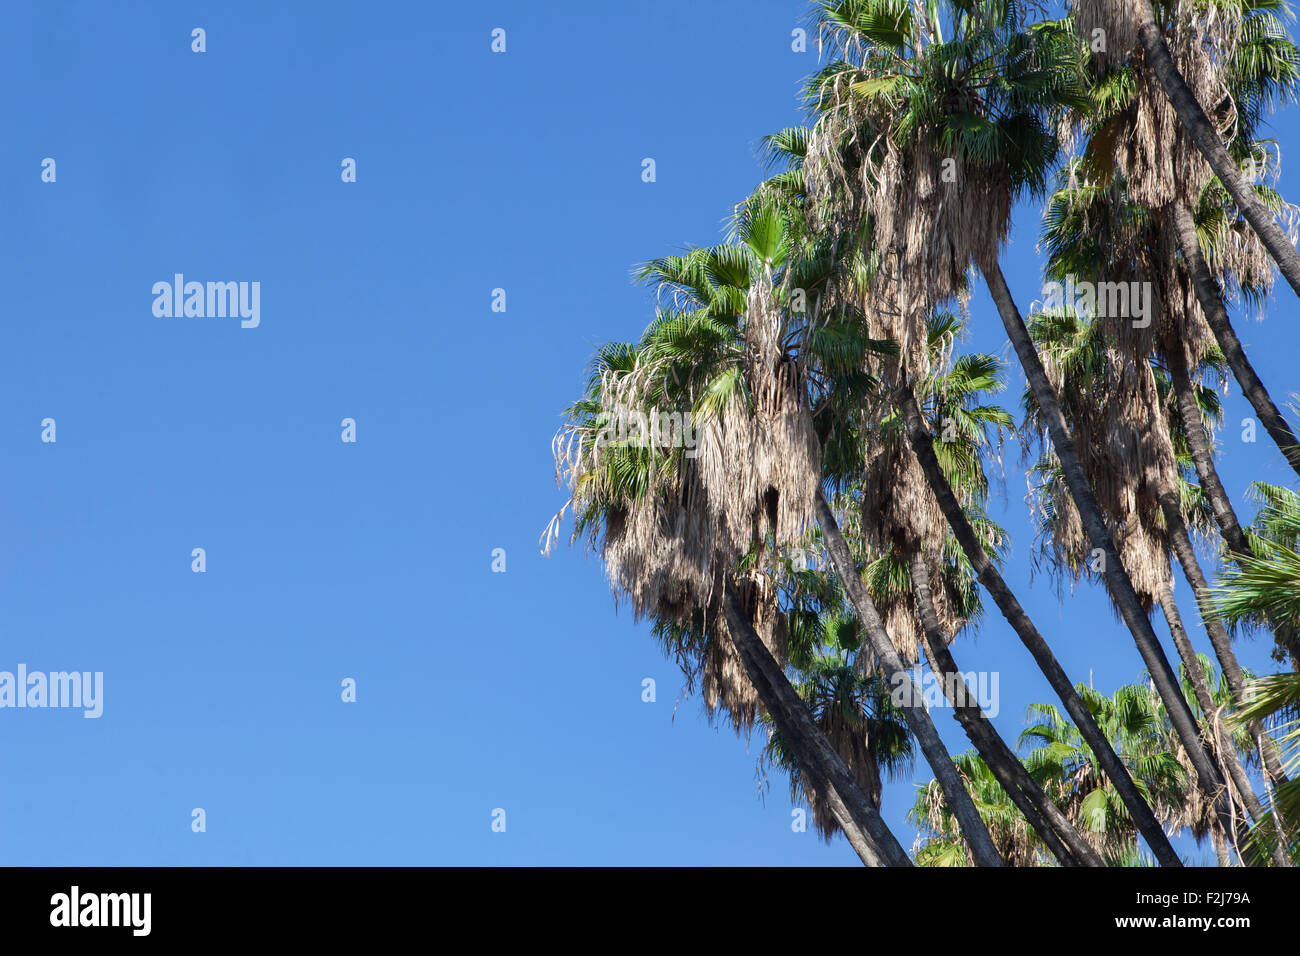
[2, 0, 1297, 866]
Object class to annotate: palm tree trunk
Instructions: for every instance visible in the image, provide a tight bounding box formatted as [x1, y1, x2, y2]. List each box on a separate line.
[908, 550, 1103, 866]
[893, 379, 1183, 866]
[1157, 587, 1218, 720]
[1156, 585, 1284, 865]
[813, 490, 1006, 866]
[1215, 829, 1231, 867]
[720, 579, 911, 866]
[982, 259, 1241, 841]
[1136, 7, 1300, 301]
[1165, 345, 1253, 556]
[1164, 295, 1300, 670]
[1166, 349, 1300, 805]
[1159, 488, 1292, 795]
[1169, 202, 1300, 479]
[1160, 497, 1246, 690]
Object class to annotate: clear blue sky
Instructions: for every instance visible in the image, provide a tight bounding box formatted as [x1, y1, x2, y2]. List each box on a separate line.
[2, 0, 1296, 866]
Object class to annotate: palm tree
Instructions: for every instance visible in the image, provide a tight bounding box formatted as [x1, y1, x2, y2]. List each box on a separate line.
[891, 371, 1187, 863]
[802, 0, 1192, 863]
[913, 665, 1276, 864]
[1075, 0, 1300, 304]
[1235, 672, 1300, 859]
[541, 0, 1300, 867]
[915, 663, 1281, 864]
[591, 168, 1137, 862]
[1020, 305, 1288, 863]
[1218, 482, 1300, 856]
[628, 198, 1006, 864]
[909, 752, 1052, 866]
[545, 213, 912, 865]
[913, 678, 1205, 865]
[746, 139, 1100, 862]
[807, 308, 1105, 865]
[843, 315, 1007, 664]
[1065, 8, 1300, 476]
[871, 315, 1107, 865]
[1020, 681, 1190, 859]
[1174, 654, 1270, 863]
[1036, 155, 1297, 792]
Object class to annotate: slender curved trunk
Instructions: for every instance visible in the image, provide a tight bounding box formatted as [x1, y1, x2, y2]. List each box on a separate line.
[982, 259, 1240, 841]
[1166, 346, 1253, 558]
[909, 551, 1103, 867]
[893, 380, 1182, 866]
[1169, 203, 1300, 479]
[1165, 350, 1299, 789]
[1160, 496, 1246, 691]
[720, 579, 911, 866]
[1165, 316, 1300, 670]
[1156, 586, 1284, 865]
[813, 490, 1005, 866]
[1137, 7, 1300, 302]
[1157, 588, 1218, 728]
[1159, 488, 1292, 796]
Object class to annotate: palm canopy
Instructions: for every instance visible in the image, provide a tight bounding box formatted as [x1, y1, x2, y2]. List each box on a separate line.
[1218, 482, 1300, 630]
[847, 310, 1014, 661]
[1235, 668, 1300, 855]
[546, 159, 1018, 700]
[910, 750, 1049, 865]
[545, 198, 841, 730]
[1046, 0, 1297, 363]
[1072, 0, 1300, 208]
[1021, 305, 1218, 605]
[914, 662, 1258, 863]
[802, 0, 1089, 371]
[1019, 681, 1188, 854]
